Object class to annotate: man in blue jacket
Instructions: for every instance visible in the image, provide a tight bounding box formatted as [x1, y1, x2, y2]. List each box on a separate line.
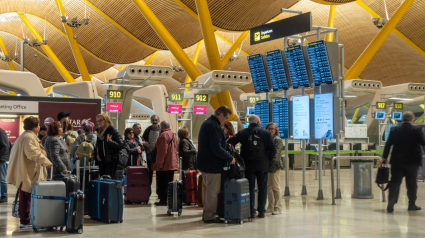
[228, 115, 276, 218]
[197, 106, 235, 223]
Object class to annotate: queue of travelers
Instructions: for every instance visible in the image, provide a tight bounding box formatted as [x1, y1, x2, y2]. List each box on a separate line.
[2, 108, 424, 228]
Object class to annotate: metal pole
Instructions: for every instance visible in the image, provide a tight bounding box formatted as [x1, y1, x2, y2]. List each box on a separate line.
[315, 154, 318, 180]
[301, 87, 307, 195]
[335, 135, 342, 199]
[316, 27, 321, 41]
[284, 90, 290, 196]
[20, 41, 24, 71]
[336, 43, 343, 199]
[317, 85, 324, 200]
[283, 37, 287, 51]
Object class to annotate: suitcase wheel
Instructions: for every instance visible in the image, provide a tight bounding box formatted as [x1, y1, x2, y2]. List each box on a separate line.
[167, 211, 171, 216]
[107, 219, 111, 224]
[224, 220, 228, 224]
[248, 218, 252, 222]
[33, 227, 39, 232]
[60, 226, 64, 231]
[78, 229, 83, 234]
[120, 219, 123, 223]
[239, 220, 243, 225]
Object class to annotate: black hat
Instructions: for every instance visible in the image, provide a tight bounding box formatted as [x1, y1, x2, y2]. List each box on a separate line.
[57, 111, 71, 121]
[40, 126, 47, 131]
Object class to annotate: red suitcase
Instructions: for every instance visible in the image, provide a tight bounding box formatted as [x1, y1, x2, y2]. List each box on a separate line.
[124, 166, 149, 204]
[182, 170, 198, 205]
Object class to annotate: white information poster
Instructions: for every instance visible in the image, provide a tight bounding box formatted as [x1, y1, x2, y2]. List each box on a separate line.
[345, 124, 367, 138]
[292, 95, 310, 139]
[314, 93, 334, 139]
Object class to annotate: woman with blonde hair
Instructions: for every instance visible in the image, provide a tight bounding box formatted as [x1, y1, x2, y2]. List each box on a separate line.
[94, 114, 124, 177]
[265, 122, 284, 215]
[6, 116, 52, 228]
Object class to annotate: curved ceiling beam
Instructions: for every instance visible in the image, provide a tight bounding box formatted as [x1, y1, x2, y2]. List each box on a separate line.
[84, 0, 158, 50]
[1, 12, 114, 64]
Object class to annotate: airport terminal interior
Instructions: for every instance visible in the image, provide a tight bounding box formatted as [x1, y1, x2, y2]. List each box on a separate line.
[0, 0, 424, 237]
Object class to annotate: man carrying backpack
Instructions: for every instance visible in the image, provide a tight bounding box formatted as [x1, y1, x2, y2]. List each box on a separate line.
[228, 115, 276, 219]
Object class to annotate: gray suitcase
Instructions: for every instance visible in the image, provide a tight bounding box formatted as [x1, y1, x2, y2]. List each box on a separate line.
[223, 178, 251, 224]
[30, 166, 67, 232]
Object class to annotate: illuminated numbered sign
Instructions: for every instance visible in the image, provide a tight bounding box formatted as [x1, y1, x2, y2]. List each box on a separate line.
[107, 90, 123, 99]
[376, 102, 386, 109]
[247, 96, 260, 104]
[168, 93, 184, 102]
[394, 103, 403, 110]
[194, 94, 208, 103]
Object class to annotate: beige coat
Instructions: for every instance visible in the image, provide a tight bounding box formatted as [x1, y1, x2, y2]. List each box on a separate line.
[7, 130, 52, 193]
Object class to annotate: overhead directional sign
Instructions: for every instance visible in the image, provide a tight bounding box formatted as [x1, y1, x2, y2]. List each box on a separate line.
[250, 12, 312, 45]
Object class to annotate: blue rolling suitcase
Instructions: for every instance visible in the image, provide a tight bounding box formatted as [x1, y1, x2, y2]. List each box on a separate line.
[223, 178, 251, 224]
[88, 175, 124, 224]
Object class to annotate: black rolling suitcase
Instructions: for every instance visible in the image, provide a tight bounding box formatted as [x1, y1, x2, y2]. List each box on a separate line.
[66, 155, 88, 233]
[167, 158, 183, 216]
[74, 158, 99, 215]
[53, 172, 79, 198]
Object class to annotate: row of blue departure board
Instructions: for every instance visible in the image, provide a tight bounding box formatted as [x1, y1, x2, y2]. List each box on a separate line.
[247, 40, 335, 94]
[254, 98, 289, 139]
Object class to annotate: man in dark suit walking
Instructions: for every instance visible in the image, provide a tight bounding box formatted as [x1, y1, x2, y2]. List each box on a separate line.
[383, 111, 425, 213]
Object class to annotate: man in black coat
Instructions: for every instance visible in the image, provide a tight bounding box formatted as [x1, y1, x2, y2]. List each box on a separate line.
[196, 106, 235, 223]
[0, 127, 10, 203]
[228, 115, 276, 218]
[383, 111, 425, 212]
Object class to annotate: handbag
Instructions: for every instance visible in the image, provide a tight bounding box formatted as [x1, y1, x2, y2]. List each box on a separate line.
[226, 146, 246, 179]
[12, 182, 22, 218]
[376, 164, 390, 191]
[117, 148, 129, 168]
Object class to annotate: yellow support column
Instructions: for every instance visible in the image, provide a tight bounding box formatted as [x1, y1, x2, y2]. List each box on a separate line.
[195, 0, 222, 70]
[18, 12, 75, 83]
[325, 6, 336, 42]
[195, 0, 238, 120]
[351, 107, 360, 124]
[183, 40, 203, 106]
[0, 35, 17, 95]
[55, 0, 90, 81]
[345, 0, 414, 80]
[221, 31, 249, 67]
[132, 0, 202, 81]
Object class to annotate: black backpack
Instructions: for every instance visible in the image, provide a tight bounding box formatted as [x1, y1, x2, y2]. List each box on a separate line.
[245, 128, 265, 161]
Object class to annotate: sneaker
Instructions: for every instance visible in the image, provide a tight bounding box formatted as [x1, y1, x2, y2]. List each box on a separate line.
[272, 210, 281, 215]
[19, 224, 32, 228]
[408, 205, 421, 211]
[265, 209, 273, 214]
[258, 213, 265, 218]
[0, 196, 7, 203]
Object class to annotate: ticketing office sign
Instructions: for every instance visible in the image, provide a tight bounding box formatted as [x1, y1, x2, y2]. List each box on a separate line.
[250, 12, 312, 45]
[394, 103, 403, 110]
[0, 100, 38, 114]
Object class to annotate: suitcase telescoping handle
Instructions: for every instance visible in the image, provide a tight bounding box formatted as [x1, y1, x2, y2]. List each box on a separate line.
[82, 155, 87, 193]
[179, 157, 182, 180]
[39, 164, 53, 181]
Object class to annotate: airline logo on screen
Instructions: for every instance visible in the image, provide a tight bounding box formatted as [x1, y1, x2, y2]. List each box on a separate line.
[254, 30, 273, 41]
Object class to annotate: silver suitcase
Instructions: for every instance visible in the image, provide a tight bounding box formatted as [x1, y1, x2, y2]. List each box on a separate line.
[30, 166, 67, 232]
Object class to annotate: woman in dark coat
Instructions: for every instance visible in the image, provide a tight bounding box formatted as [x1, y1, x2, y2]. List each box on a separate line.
[178, 127, 197, 170]
[95, 114, 125, 177]
[124, 128, 141, 167]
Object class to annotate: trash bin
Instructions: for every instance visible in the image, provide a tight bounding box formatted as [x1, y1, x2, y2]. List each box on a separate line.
[351, 160, 374, 199]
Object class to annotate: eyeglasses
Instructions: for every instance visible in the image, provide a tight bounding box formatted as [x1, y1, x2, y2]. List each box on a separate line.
[267, 128, 276, 131]
[96, 119, 104, 123]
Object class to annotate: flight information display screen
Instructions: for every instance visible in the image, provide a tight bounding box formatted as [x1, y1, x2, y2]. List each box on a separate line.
[247, 54, 270, 93]
[265, 50, 290, 91]
[306, 40, 333, 85]
[285, 45, 310, 88]
[272, 97, 289, 139]
[254, 100, 269, 128]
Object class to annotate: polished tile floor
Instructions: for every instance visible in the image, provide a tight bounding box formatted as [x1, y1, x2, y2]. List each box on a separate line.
[0, 168, 424, 237]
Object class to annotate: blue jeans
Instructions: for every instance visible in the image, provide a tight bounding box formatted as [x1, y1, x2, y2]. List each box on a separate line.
[0, 162, 8, 197]
[246, 171, 268, 214]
